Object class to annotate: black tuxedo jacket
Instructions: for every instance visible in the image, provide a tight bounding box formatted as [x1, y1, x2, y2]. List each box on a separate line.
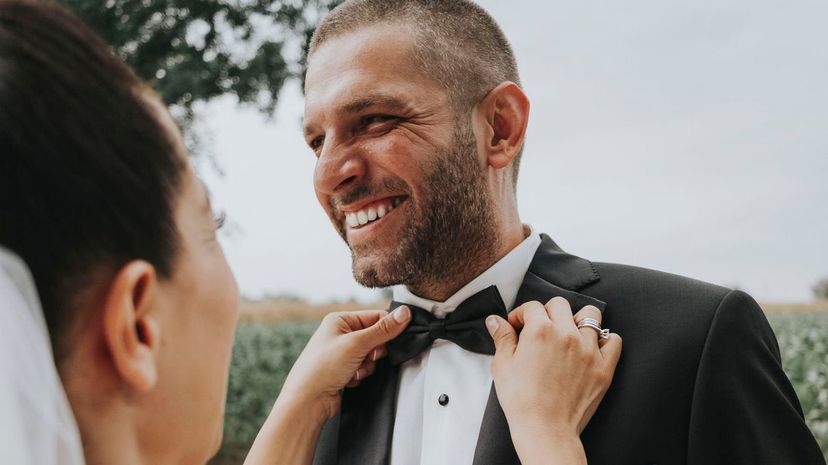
[313, 234, 825, 465]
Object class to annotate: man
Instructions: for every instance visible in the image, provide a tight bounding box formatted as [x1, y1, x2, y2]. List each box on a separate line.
[301, 1, 825, 464]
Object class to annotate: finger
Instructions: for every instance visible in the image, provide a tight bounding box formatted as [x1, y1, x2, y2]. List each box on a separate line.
[573, 305, 603, 343]
[507, 306, 525, 329]
[357, 360, 377, 379]
[351, 306, 411, 349]
[509, 301, 549, 329]
[599, 333, 623, 368]
[573, 305, 602, 326]
[370, 345, 388, 362]
[486, 315, 518, 357]
[545, 297, 576, 330]
[345, 379, 360, 388]
[506, 303, 541, 330]
[336, 310, 389, 331]
[345, 359, 378, 387]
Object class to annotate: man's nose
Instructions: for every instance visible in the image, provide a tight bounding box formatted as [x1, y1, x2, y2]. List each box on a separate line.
[313, 141, 367, 195]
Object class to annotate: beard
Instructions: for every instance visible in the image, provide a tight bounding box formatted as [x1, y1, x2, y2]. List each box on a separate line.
[332, 120, 500, 292]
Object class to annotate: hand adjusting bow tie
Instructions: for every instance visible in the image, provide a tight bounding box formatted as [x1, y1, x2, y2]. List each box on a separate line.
[387, 285, 508, 366]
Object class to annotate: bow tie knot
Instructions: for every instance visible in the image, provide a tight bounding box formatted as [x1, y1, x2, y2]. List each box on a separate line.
[428, 319, 449, 340]
[387, 285, 508, 365]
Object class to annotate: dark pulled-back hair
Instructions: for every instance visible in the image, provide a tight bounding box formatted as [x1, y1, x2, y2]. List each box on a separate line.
[308, 0, 524, 184]
[0, 0, 186, 359]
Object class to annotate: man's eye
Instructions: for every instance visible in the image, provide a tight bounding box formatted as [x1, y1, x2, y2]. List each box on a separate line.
[362, 115, 397, 128]
[309, 136, 324, 151]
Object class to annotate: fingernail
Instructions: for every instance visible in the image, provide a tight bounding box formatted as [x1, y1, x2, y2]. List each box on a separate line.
[486, 315, 498, 332]
[393, 306, 410, 323]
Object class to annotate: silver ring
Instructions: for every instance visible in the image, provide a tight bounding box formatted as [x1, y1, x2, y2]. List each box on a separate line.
[577, 317, 601, 328]
[576, 318, 610, 340]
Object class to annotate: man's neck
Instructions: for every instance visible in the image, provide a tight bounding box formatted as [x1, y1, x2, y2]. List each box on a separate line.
[407, 221, 527, 301]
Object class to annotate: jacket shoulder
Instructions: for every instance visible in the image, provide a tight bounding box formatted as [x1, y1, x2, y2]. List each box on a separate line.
[582, 261, 745, 354]
[588, 261, 733, 313]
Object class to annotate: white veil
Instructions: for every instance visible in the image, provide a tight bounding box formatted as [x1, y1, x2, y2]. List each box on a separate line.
[0, 247, 85, 465]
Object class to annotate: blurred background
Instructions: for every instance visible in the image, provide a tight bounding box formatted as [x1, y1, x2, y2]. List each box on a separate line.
[60, 0, 827, 463]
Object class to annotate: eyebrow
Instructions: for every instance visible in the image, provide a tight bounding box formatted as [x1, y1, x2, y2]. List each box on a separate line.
[303, 93, 411, 136]
[339, 94, 409, 114]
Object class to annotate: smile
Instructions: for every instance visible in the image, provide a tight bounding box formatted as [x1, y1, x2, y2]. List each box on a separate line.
[343, 196, 406, 230]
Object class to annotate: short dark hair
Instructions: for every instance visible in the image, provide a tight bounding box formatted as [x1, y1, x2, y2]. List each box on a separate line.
[308, 0, 524, 184]
[0, 0, 186, 360]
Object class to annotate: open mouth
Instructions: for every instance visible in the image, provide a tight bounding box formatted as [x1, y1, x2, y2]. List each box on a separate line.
[343, 195, 407, 230]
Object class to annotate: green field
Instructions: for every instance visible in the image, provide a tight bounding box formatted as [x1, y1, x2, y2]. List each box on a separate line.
[209, 313, 828, 464]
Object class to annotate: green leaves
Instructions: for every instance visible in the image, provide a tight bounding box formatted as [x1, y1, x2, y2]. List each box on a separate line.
[60, 0, 342, 133]
[768, 313, 828, 460]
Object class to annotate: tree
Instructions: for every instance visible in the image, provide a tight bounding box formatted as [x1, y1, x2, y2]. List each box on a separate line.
[60, 0, 342, 153]
[814, 277, 828, 300]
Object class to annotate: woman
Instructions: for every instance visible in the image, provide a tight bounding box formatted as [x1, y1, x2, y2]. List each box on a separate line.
[0, 1, 621, 465]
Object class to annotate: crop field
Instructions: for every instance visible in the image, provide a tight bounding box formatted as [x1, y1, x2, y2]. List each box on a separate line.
[208, 306, 828, 465]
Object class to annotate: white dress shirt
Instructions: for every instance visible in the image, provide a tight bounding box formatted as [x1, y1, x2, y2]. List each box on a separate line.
[0, 247, 86, 465]
[389, 227, 542, 465]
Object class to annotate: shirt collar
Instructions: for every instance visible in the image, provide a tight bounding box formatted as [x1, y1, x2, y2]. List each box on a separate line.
[392, 225, 542, 318]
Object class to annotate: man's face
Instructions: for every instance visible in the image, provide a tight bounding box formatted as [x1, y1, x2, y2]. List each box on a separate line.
[303, 25, 497, 289]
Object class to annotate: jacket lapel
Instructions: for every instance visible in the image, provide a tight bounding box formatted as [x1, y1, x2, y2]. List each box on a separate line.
[334, 359, 399, 465]
[472, 234, 607, 465]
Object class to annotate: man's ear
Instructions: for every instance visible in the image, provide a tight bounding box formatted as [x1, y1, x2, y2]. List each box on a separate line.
[102, 260, 161, 393]
[478, 81, 530, 171]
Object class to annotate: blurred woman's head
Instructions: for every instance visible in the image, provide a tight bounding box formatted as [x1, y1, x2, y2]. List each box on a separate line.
[0, 0, 239, 463]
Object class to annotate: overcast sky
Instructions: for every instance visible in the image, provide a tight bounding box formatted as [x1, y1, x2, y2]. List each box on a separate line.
[198, 0, 827, 304]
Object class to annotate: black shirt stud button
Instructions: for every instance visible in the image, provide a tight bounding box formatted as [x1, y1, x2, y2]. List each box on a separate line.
[438, 394, 449, 406]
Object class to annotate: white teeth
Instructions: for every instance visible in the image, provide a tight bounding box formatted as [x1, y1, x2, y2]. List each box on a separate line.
[346, 213, 358, 227]
[344, 197, 404, 229]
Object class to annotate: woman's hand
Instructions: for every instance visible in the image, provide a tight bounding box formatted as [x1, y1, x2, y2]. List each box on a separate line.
[245, 307, 411, 465]
[278, 306, 412, 422]
[485, 297, 622, 465]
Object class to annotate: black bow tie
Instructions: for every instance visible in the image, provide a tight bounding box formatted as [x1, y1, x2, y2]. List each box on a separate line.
[386, 285, 508, 366]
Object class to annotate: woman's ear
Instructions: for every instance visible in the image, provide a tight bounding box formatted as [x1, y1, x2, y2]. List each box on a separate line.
[102, 260, 161, 393]
[478, 81, 531, 171]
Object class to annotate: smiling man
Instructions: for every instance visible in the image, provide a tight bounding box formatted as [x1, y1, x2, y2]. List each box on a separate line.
[301, 1, 825, 465]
